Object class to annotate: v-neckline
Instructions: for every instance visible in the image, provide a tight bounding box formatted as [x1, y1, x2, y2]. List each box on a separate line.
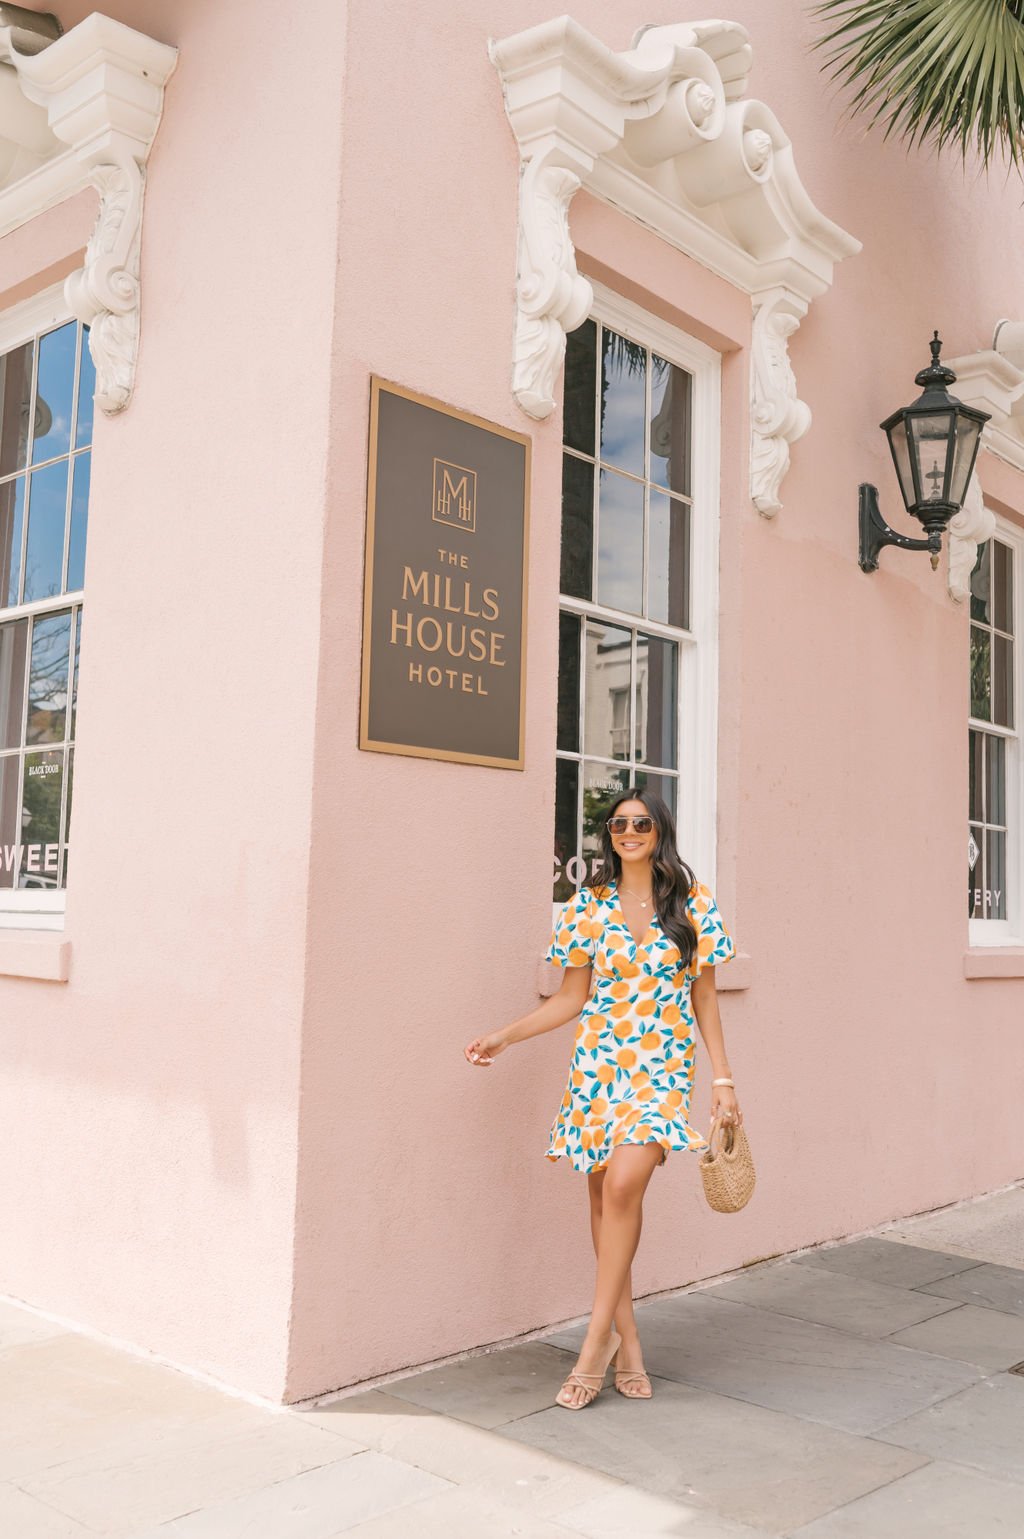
[611, 881, 657, 950]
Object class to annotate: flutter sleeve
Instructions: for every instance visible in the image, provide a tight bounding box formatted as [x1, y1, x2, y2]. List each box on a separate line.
[546, 887, 599, 968]
[687, 882, 736, 975]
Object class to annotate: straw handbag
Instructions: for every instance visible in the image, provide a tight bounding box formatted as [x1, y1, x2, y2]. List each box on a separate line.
[699, 1116, 756, 1212]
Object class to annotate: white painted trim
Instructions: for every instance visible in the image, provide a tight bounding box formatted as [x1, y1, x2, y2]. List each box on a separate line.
[948, 341, 1024, 477]
[0, 281, 69, 353]
[554, 287, 721, 911]
[489, 15, 860, 517]
[0, 13, 178, 414]
[968, 515, 1024, 948]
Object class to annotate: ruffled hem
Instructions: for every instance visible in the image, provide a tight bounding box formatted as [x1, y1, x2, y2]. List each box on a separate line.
[545, 1125, 709, 1175]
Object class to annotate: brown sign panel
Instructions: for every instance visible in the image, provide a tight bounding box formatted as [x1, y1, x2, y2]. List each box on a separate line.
[360, 379, 531, 769]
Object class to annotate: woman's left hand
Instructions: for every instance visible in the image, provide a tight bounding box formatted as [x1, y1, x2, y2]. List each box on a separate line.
[711, 1085, 742, 1126]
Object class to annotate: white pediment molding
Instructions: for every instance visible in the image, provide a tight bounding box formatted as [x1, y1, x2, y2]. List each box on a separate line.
[0, 13, 177, 413]
[489, 15, 860, 515]
[948, 328, 1024, 477]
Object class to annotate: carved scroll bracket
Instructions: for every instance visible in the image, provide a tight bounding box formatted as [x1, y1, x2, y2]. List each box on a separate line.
[947, 471, 995, 604]
[0, 14, 177, 414]
[750, 288, 811, 518]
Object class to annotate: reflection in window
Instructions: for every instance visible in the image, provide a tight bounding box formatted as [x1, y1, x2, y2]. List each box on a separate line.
[555, 317, 695, 899]
[0, 319, 92, 899]
[969, 536, 1017, 923]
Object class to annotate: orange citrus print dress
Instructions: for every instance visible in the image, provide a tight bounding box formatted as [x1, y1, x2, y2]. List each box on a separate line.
[545, 881, 735, 1174]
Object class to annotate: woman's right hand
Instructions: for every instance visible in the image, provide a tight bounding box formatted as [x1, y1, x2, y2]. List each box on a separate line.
[464, 1030, 509, 1067]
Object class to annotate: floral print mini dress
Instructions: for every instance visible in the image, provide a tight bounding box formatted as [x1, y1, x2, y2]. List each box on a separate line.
[545, 881, 735, 1174]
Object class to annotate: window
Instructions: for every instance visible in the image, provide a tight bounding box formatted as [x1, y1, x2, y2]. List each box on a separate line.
[553, 290, 720, 903]
[969, 524, 1023, 943]
[0, 303, 94, 928]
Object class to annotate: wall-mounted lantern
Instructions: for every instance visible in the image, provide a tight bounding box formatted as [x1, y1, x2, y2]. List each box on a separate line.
[859, 333, 990, 573]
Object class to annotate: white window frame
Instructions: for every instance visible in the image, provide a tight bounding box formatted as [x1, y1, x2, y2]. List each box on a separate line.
[969, 513, 1024, 948]
[554, 284, 722, 914]
[0, 283, 87, 932]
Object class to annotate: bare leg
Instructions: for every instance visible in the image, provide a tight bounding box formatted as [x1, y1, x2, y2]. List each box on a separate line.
[559, 1144, 662, 1407]
[586, 1166, 651, 1396]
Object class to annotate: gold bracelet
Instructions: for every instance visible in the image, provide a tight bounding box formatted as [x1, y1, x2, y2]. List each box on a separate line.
[711, 1077, 735, 1087]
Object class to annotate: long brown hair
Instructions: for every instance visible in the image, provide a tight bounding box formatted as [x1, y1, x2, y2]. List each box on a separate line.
[590, 786, 698, 966]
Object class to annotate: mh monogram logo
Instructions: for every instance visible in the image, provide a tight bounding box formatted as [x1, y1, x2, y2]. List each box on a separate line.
[432, 458, 477, 534]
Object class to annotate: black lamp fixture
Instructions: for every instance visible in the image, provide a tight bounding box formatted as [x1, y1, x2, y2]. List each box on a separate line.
[859, 333, 990, 573]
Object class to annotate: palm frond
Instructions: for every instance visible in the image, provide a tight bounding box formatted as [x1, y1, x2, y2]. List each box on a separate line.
[812, 0, 1024, 170]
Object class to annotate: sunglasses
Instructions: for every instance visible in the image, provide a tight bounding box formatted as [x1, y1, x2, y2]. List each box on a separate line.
[606, 815, 655, 835]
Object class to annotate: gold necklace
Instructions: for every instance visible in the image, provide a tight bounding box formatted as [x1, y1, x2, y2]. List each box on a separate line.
[621, 885, 653, 909]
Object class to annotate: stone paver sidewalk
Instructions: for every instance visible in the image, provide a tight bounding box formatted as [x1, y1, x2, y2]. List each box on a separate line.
[2, 1183, 1024, 1537]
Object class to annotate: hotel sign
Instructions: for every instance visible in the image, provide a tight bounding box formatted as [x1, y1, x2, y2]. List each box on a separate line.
[360, 378, 530, 768]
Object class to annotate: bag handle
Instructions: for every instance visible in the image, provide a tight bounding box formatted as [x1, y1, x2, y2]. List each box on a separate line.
[707, 1115, 736, 1156]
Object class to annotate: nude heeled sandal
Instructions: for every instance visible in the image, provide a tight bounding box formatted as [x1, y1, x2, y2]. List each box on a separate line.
[556, 1330, 622, 1410]
[612, 1354, 653, 1399]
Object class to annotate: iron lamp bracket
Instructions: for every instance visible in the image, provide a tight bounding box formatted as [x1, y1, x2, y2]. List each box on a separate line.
[858, 483, 942, 574]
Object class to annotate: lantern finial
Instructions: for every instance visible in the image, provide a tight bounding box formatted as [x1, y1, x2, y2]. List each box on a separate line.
[915, 331, 956, 390]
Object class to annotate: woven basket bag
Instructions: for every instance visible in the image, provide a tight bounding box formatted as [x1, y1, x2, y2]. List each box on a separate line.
[699, 1116, 756, 1213]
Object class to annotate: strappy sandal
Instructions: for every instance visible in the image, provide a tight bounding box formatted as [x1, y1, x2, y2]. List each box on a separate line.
[556, 1329, 621, 1410]
[613, 1363, 654, 1399]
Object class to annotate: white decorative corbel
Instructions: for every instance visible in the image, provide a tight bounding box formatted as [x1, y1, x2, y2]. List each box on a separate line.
[750, 288, 811, 517]
[0, 14, 177, 413]
[513, 151, 595, 419]
[490, 16, 860, 511]
[947, 471, 995, 604]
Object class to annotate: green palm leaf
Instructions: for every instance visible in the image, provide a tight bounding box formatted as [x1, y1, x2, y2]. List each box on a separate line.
[813, 0, 1024, 169]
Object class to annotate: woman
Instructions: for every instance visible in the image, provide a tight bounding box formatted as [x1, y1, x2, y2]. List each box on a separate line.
[465, 787, 741, 1411]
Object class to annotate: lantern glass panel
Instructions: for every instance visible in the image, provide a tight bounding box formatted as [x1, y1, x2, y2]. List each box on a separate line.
[949, 415, 982, 507]
[908, 411, 955, 505]
[886, 416, 916, 511]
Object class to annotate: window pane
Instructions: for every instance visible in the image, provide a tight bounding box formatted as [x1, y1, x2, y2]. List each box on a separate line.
[23, 459, 68, 603]
[986, 829, 1007, 919]
[25, 610, 71, 746]
[31, 324, 75, 465]
[968, 824, 983, 916]
[0, 340, 33, 478]
[76, 327, 95, 449]
[600, 329, 646, 477]
[582, 760, 631, 879]
[970, 626, 990, 721]
[19, 747, 63, 889]
[557, 610, 581, 752]
[992, 540, 1013, 635]
[986, 733, 1006, 826]
[66, 452, 90, 592]
[0, 474, 25, 608]
[0, 752, 17, 888]
[560, 454, 593, 600]
[553, 756, 579, 903]
[969, 729, 983, 822]
[584, 619, 632, 760]
[563, 319, 596, 458]
[596, 469, 643, 615]
[648, 489, 690, 628]
[993, 634, 1014, 729]
[650, 358, 691, 497]
[970, 540, 990, 624]
[637, 633, 678, 769]
[0, 618, 27, 751]
[632, 768, 678, 825]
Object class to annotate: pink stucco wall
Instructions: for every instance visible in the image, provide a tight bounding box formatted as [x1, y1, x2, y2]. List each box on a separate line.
[0, 0, 347, 1400]
[288, 1, 1024, 1400]
[1, 0, 1022, 1406]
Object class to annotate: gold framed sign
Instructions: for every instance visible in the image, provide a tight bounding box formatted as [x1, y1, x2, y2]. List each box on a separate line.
[360, 378, 531, 769]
